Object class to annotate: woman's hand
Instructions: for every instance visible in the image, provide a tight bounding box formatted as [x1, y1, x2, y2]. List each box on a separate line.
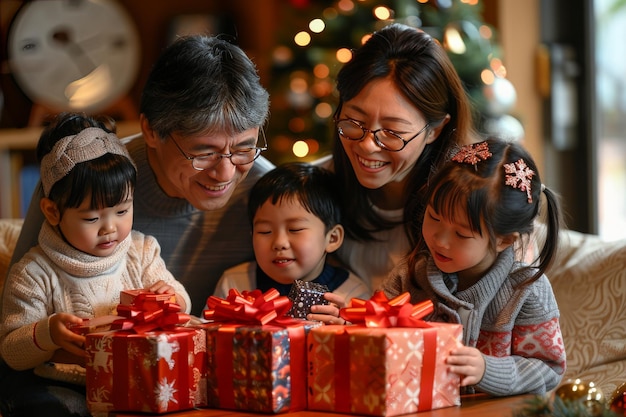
[446, 344, 486, 386]
[307, 292, 349, 325]
[49, 312, 87, 358]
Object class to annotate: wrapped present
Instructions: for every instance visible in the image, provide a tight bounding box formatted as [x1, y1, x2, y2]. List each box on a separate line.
[202, 288, 322, 413]
[72, 290, 180, 336]
[286, 280, 329, 319]
[307, 292, 462, 416]
[68, 315, 121, 335]
[86, 290, 207, 415]
[119, 288, 176, 306]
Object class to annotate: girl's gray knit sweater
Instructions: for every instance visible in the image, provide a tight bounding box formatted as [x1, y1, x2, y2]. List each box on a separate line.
[382, 246, 566, 396]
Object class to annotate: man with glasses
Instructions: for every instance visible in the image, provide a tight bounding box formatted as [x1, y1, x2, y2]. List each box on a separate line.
[168, 133, 267, 173]
[10, 35, 273, 316]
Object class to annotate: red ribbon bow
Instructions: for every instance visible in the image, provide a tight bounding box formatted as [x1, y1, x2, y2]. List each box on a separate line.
[203, 288, 293, 325]
[339, 291, 434, 328]
[113, 292, 190, 333]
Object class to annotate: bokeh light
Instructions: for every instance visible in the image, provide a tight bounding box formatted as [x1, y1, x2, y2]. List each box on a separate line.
[315, 102, 333, 119]
[313, 63, 330, 78]
[272, 45, 293, 65]
[479, 25, 493, 39]
[337, 0, 355, 13]
[290, 75, 308, 93]
[293, 140, 310, 157]
[336, 47, 352, 63]
[481, 69, 495, 85]
[373, 6, 392, 20]
[309, 18, 325, 33]
[294, 31, 311, 46]
[444, 26, 466, 54]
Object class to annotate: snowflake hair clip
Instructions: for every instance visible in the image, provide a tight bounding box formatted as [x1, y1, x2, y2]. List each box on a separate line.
[451, 141, 493, 167]
[504, 158, 535, 203]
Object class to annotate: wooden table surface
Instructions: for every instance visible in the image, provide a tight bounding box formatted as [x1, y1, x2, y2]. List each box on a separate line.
[112, 394, 531, 417]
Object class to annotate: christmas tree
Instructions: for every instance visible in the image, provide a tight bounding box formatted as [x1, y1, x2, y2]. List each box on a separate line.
[266, 0, 522, 164]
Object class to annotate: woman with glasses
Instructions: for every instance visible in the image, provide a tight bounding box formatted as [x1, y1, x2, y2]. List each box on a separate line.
[316, 23, 481, 298]
[9, 35, 272, 317]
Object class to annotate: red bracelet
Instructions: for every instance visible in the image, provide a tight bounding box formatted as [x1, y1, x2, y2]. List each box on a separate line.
[32, 322, 45, 351]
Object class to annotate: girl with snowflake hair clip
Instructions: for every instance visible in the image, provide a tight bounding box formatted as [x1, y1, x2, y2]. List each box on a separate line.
[381, 137, 566, 397]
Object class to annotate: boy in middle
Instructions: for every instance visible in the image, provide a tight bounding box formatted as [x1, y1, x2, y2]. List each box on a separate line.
[212, 162, 370, 323]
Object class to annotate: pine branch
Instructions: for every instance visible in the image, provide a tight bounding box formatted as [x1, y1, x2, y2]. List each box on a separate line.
[513, 395, 619, 417]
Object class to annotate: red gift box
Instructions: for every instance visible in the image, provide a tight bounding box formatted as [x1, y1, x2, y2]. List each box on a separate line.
[85, 290, 206, 415]
[119, 289, 176, 306]
[202, 289, 322, 413]
[68, 315, 121, 335]
[307, 292, 462, 416]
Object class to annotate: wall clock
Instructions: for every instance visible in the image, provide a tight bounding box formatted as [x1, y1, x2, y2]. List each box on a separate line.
[7, 0, 141, 120]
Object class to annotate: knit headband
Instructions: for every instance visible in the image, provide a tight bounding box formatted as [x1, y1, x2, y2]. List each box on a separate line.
[40, 127, 132, 197]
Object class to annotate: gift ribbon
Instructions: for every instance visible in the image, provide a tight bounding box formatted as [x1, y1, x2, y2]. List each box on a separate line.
[339, 291, 434, 328]
[335, 328, 351, 413]
[113, 292, 190, 333]
[418, 328, 437, 412]
[203, 288, 293, 325]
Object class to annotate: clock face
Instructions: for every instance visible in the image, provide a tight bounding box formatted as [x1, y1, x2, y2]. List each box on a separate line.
[7, 0, 141, 113]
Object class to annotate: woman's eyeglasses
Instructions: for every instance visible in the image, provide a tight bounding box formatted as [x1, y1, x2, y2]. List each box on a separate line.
[335, 118, 429, 152]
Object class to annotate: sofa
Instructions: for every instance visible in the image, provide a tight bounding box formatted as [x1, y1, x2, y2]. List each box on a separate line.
[1, 218, 625, 403]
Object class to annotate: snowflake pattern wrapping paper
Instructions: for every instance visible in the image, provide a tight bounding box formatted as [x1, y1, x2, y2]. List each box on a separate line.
[85, 328, 208, 415]
[307, 323, 463, 416]
[203, 320, 322, 413]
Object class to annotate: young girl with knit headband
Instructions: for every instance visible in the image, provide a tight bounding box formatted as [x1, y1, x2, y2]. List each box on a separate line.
[0, 113, 191, 417]
[382, 137, 566, 397]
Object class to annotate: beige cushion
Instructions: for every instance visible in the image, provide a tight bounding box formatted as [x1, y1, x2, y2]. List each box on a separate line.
[0, 219, 23, 291]
[548, 229, 626, 399]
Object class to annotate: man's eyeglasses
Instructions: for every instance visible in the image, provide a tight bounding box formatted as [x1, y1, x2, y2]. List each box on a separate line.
[169, 133, 268, 171]
[335, 118, 430, 152]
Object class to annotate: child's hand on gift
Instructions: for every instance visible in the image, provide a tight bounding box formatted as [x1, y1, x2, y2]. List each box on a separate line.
[147, 280, 188, 313]
[49, 312, 87, 358]
[445, 344, 486, 386]
[147, 280, 175, 295]
[307, 292, 348, 325]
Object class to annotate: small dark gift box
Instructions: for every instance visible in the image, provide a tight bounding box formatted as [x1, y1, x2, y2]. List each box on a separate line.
[286, 280, 329, 319]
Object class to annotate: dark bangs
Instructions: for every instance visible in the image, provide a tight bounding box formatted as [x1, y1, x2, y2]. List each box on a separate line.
[247, 162, 341, 232]
[50, 154, 136, 211]
[428, 166, 494, 238]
